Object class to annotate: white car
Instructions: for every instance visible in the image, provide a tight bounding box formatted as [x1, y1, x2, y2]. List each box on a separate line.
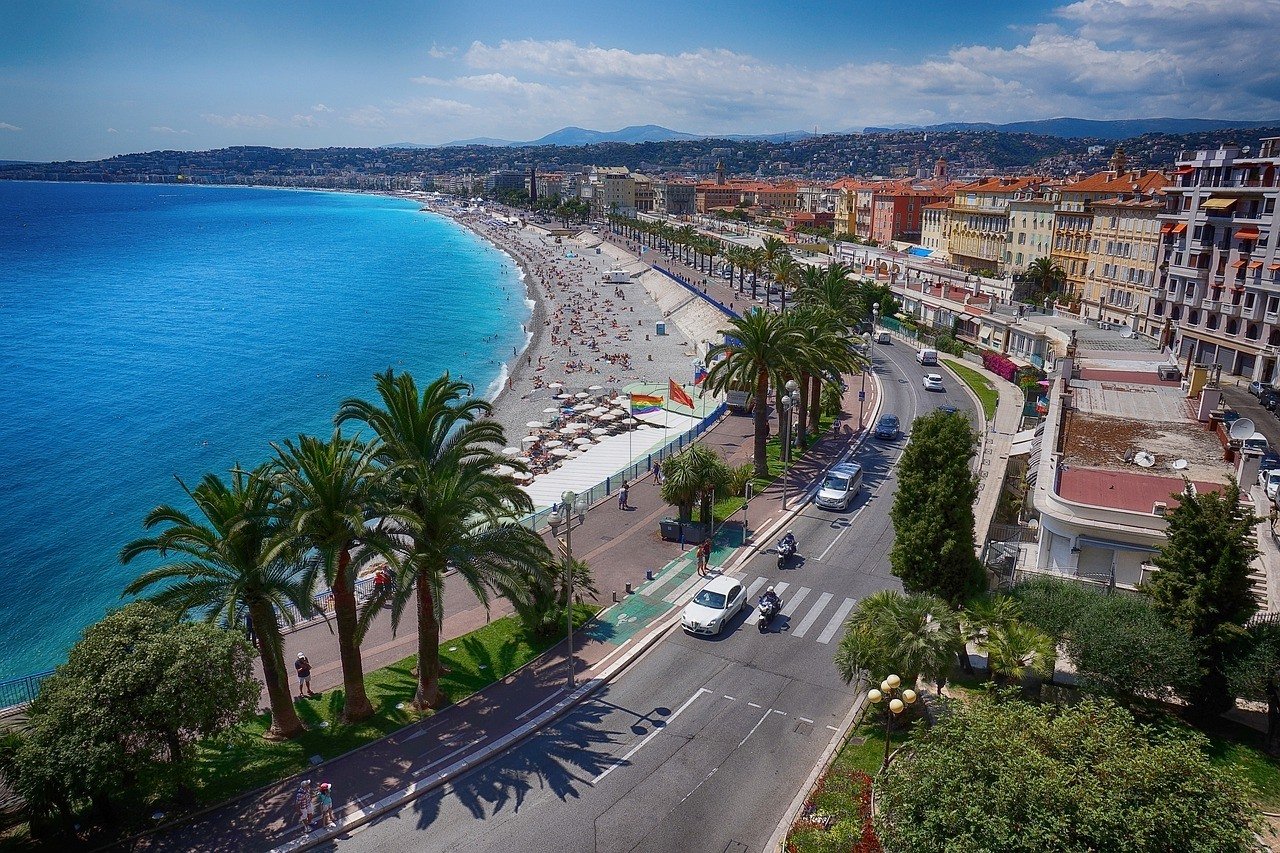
[681, 575, 746, 636]
[1265, 469, 1280, 502]
[922, 373, 944, 391]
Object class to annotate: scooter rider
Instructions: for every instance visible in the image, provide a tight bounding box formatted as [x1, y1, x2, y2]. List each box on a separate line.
[779, 531, 797, 554]
[760, 586, 781, 612]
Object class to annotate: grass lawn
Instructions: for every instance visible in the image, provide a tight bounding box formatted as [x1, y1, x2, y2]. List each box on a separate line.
[188, 604, 598, 806]
[942, 358, 998, 420]
[1186, 717, 1280, 811]
[750, 412, 836, 495]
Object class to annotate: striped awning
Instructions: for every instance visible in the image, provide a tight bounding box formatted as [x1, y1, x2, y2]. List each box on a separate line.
[1202, 197, 1237, 211]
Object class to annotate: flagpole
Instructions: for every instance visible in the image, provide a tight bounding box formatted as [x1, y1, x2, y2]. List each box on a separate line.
[627, 392, 633, 467]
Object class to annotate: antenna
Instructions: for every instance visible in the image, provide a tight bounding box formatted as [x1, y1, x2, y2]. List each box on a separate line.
[1229, 417, 1256, 441]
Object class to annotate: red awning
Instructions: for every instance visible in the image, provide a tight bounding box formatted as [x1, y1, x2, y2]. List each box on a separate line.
[1174, 166, 1195, 175]
[1231, 259, 1248, 269]
[1236, 226, 1260, 240]
[1270, 263, 1280, 271]
[1171, 222, 1187, 234]
[1232, 286, 1246, 293]
[1160, 222, 1175, 233]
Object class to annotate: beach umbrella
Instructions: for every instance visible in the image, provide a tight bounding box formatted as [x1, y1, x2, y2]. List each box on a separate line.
[542, 407, 560, 414]
[573, 437, 592, 446]
[544, 439, 563, 448]
[494, 465, 515, 477]
[512, 471, 534, 482]
[547, 382, 564, 389]
[502, 447, 522, 456]
[590, 427, 609, 436]
[575, 391, 591, 399]
[558, 426, 577, 435]
[587, 385, 603, 391]
[623, 417, 638, 426]
[574, 402, 594, 412]
[526, 421, 545, 429]
[555, 393, 572, 400]
[589, 407, 608, 416]
[599, 413, 618, 422]
[567, 422, 589, 431]
[521, 436, 539, 446]
[551, 447, 572, 457]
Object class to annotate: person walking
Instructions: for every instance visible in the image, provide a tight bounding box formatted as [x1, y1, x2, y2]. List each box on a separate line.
[294, 652, 316, 698]
[697, 538, 712, 576]
[314, 782, 336, 828]
[294, 780, 315, 833]
[618, 481, 630, 511]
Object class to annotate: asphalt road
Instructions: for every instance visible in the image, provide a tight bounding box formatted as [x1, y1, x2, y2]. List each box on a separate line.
[323, 341, 978, 853]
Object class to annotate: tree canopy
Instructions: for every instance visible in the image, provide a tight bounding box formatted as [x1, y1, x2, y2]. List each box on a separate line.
[875, 695, 1262, 853]
[889, 409, 984, 604]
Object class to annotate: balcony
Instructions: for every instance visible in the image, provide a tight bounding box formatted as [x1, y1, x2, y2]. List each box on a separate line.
[1182, 290, 1199, 305]
[1242, 303, 1263, 321]
[1220, 301, 1242, 318]
[1202, 298, 1221, 312]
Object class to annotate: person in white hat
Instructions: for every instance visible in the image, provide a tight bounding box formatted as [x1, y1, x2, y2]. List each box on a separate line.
[294, 652, 314, 698]
[294, 780, 314, 832]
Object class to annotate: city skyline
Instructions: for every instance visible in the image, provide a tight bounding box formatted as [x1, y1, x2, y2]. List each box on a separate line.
[2, 0, 1279, 162]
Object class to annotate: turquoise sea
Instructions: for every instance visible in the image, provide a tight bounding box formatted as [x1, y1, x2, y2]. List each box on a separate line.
[0, 182, 528, 680]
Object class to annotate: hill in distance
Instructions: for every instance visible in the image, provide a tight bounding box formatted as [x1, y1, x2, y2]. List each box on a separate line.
[862, 116, 1280, 140]
[422, 124, 815, 149]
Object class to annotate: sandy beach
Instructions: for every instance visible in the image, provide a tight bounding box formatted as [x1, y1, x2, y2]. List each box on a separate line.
[423, 201, 723, 456]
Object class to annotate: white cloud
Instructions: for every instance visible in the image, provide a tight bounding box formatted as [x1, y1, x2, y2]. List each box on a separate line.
[291, 114, 317, 127]
[0, 122, 20, 131]
[201, 113, 282, 129]
[344, 106, 389, 129]
[106, 127, 117, 133]
[311, 103, 333, 113]
[150, 126, 191, 134]
[428, 43, 456, 60]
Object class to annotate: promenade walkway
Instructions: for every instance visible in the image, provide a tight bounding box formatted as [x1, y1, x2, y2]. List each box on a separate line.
[130, 372, 882, 852]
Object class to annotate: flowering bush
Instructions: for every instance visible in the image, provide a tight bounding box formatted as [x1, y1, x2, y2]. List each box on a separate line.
[786, 768, 881, 852]
[981, 350, 1019, 382]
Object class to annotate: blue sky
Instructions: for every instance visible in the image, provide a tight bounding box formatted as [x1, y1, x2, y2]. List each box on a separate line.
[2, 0, 1278, 161]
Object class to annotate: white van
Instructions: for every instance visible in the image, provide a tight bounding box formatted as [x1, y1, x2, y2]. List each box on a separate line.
[1245, 432, 1270, 454]
[816, 462, 864, 511]
[917, 347, 938, 365]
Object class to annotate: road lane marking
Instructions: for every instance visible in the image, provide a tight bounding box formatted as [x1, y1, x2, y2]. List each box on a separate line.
[798, 717, 814, 724]
[815, 597, 857, 644]
[735, 709, 776, 749]
[411, 736, 484, 777]
[663, 572, 706, 604]
[723, 695, 737, 701]
[817, 505, 867, 562]
[747, 702, 762, 708]
[790, 592, 833, 639]
[586, 638, 633, 673]
[592, 688, 710, 785]
[516, 688, 567, 720]
[773, 581, 790, 596]
[780, 587, 810, 616]
[744, 576, 768, 600]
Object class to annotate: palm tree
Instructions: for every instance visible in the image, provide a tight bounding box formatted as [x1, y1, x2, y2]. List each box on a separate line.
[271, 430, 398, 724]
[335, 370, 552, 710]
[760, 236, 790, 308]
[704, 309, 803, 477]
[1025, 256, 1066, 294]
[659, 443, 732, 525]
[983, 621, 1056, 690]
[769, 253, 801, 311]
[747, 247, 766, 301]
[834, 590, 961, 692]
[783, 306, 864, 446]
[121, 465, 314, 740]
[958, 593, 1022, 675]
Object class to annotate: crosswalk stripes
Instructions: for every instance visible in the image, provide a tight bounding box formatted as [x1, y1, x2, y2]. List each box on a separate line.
[814, 596, 857, 645]
[744, 577, 768, 600]
[791, 592, 833, 639]
[772, 581, 790, 596]
[780, 587, 810, 617]
[643, 557, 693, 597]
[663, 571, 707, 604]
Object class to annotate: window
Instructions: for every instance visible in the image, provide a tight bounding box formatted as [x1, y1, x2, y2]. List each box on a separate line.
[1269, 296, 1280, 315]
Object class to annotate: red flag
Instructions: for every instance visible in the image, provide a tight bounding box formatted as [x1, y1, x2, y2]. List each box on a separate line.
[669, 378, 695, 409]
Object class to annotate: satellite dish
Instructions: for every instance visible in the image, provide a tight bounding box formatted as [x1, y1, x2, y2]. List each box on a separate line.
[1229, 417, 1256, 440]
[1171, 459, 1189, 470]
[1134, 451, 1156, 468]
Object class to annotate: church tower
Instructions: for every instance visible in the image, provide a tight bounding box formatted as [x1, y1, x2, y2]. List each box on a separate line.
[1108, 146, 1127, 175]
[715, 160, 726, 185]
[934, 156, 948, 180]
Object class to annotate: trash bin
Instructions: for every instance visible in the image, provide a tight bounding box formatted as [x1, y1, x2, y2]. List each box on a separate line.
[659, 518, 682, 541]
[656, 321, 667, 336]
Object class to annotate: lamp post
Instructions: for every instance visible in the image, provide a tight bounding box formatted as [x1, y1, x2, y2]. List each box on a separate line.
[548, 489, 587, 691]
[780, 380, 800, 508]
[859, 304, 880, 429]
[867, 673, 917, 770]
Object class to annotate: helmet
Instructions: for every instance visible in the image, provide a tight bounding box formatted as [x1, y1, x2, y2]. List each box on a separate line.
[767, 586, 775, 594]
[297, 653, 306, 659]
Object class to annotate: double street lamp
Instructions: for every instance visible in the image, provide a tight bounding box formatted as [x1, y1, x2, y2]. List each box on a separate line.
[867, 673, 917, 770]
[779, 379, 801, 509]
[859, 303, 881, 429]
[548, 489, 587, 691]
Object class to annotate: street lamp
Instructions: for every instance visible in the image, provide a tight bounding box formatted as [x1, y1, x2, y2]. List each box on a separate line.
[859, 304, 880, 429]
[780, 380, 800, 508]
[867, 673, 917, 770]
[548, 489, 587, 690]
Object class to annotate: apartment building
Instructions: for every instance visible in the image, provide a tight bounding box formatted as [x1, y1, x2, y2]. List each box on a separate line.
[920, 202, 951, 262]
[1147, 139, 1280, 381]
[633, 174, 655, 213]
[830, 178, 864, 235]
[654, 179, 696, 215]
[588, 166, 636, 218]
[870, 185, 952, 245]
[1005, 193, 1056, 273]
[948, 175, 1049, 272]
[1084, 194, 1164, 333]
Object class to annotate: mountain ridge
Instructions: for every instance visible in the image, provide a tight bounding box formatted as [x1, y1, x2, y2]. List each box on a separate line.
[861, 117, 1280, 140]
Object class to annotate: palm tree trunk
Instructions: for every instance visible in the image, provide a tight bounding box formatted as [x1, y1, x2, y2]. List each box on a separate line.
[753, 371, 770, 478]
[796, 372, 809, 446]
[334, 548, 374, 723]
[808, 375, 822, 432]
[415, 574, 445, 709]
[252, 601, 304, 739]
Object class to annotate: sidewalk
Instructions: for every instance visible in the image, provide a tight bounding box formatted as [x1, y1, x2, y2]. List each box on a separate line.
[128, 352, 883, 853]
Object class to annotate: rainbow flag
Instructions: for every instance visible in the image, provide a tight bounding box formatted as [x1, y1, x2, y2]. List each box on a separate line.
[630, 393, 664, 414]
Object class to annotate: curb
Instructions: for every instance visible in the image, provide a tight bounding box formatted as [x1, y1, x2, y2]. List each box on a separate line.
[765, 688, 869, 853]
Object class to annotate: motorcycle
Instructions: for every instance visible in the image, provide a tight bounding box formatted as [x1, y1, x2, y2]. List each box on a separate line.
[757, 595, 781, 632]
[776, 534, 797, 570]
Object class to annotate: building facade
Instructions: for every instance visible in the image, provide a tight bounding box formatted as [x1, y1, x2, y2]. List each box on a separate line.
[1084, 195, 1164, 333]
[920, 202, 951, 262]
[1005, 194, 1056, 273]
[948, 176, 1049, 272]
[654, 179, 696, 215]
[1147, 139, 1280, 380]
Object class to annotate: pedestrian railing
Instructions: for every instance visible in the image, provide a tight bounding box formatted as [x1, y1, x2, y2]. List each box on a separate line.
[0, 669, 54, 711]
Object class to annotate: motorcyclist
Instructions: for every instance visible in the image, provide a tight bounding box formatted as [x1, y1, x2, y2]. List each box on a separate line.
[779, 531, 797, 554]
[759, 586, 781, 612]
